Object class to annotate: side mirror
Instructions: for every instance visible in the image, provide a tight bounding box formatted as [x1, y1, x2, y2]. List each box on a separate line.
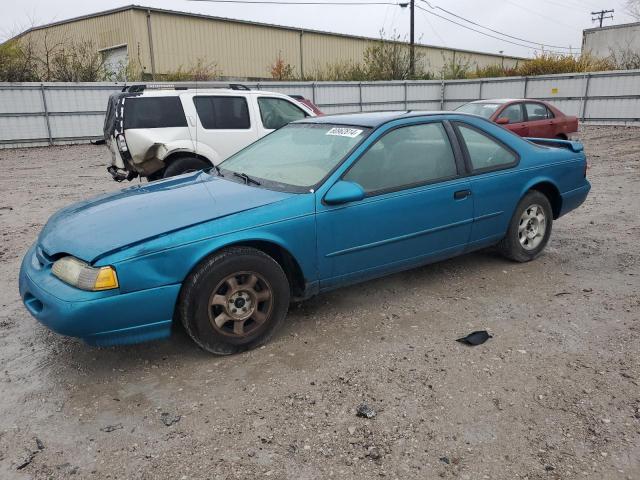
[496, 117, 510, 125]
[324, 180, 365, 205]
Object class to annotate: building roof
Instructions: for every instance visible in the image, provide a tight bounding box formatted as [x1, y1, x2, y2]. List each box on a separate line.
[10, 4, 527, 61]
[583, 21, 640, 34]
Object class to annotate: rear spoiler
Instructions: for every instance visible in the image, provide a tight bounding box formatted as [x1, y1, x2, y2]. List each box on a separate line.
[526, 137, 584, 153]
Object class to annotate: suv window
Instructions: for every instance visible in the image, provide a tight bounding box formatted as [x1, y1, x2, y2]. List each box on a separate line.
[194, 96, 250, 129]
[525, 103, 552, 121]
[258, 97, 307, 130]
[123, 97, 187, 129]
[457, 124, 517, 171]
[499, 103, 524, 124]
[343, 122, 457, 194]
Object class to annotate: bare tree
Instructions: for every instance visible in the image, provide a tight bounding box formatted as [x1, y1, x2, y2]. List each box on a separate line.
[50, 40, 107, 82]
[627, 0, 640, 19]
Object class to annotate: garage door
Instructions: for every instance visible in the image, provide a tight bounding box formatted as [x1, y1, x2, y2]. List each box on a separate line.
[102, 46, 128, 80]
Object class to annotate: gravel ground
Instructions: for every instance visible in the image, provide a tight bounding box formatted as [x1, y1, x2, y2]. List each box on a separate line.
[0, 126, 639, 480]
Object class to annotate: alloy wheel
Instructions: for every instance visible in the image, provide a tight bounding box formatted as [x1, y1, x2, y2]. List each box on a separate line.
[208, 272, 273, 338]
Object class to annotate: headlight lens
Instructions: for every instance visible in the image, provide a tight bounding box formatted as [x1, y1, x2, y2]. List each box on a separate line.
[51, 256, 119, 291]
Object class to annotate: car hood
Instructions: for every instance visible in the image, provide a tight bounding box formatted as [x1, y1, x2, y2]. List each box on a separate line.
[39, 172, 292, 263]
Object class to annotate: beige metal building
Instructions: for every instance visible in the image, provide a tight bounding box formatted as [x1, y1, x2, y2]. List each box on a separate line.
[582, 21, 640, 58]
[12, 5, 524, 80]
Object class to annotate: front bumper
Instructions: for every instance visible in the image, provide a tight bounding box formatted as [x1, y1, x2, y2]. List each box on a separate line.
[19, 244, 180, 346]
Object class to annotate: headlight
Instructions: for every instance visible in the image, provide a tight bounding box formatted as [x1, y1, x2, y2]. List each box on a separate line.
[51, 256, 119, 291]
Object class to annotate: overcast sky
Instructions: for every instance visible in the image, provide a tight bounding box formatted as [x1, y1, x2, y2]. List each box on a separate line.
[2, 0, 636, 57]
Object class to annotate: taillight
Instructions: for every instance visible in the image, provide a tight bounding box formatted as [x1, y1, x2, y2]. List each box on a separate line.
[116, 134, 128, 152]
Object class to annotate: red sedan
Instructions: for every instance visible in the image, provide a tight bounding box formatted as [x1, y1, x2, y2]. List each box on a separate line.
[456, 99, 578, 139]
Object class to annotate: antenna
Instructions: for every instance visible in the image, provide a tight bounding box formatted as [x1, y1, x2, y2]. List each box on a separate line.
[591, 9, 614, 28]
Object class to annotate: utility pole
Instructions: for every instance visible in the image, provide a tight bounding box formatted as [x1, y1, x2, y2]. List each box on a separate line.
[591, 9, 614, 28]
[410, 0, 415, 77]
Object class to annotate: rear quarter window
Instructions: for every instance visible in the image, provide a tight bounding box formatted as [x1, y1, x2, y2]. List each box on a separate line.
[123, 97, 187, 129]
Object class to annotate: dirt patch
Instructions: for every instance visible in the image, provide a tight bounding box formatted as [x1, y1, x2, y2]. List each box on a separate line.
[0, 126, 639, 479]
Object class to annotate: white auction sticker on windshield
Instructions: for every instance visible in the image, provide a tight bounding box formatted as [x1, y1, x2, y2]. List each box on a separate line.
[326, 127, 363, 138]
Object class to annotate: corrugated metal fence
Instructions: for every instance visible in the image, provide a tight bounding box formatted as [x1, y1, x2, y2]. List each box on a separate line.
[1, 69, 639, 149]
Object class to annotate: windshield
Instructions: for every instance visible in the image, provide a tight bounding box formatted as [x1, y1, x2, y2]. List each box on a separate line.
[220, 123, 369, 190]
[456, 102, 501, 119]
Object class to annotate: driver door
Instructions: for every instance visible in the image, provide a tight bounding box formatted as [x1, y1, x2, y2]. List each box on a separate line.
[316, 121, 473, 290]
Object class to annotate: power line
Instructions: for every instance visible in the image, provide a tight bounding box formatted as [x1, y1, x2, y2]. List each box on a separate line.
[501, 0, 578, 30]
[188, 0, 400, 4]
[417, 7, 447, 46]
[419, 0, 576, 50]
[415, 4, 579, 55]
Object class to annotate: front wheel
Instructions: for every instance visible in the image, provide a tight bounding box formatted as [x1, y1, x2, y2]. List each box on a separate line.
[498, 191, 553, 262]
[178, 247, 290, 355]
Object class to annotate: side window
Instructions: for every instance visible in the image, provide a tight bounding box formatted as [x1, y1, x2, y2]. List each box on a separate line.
[457, 124, 517, 171]
[193, 96, 250, 129]
[525, 103, 550, 121]
[123, 97, 187, 129]
[499, 104, 524, 124]
[343, 122, 458, 194]
[258, 97, 307, 130]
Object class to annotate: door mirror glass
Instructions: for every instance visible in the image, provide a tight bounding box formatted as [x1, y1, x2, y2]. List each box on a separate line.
[324, 181, 365, 205]
[496, 117, 510, 125]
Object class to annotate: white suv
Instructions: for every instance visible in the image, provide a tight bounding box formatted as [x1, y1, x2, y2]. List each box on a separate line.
[103, 84, 316, 181]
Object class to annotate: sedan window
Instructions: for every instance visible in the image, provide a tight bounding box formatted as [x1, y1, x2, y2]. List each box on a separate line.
[343, 122, 458, 194]
[525, 103, 552, 121]
[499, 104, 525, 124]
[457, 124, 517, 171]
[455, 102, 501, 119]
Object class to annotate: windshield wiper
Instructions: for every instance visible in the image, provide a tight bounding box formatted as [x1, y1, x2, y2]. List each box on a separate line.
[233, 172, 261, 186]
[212, 164, 223, 177]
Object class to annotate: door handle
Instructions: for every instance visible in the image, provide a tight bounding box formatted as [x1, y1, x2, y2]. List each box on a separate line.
[454, 189, 472, 200]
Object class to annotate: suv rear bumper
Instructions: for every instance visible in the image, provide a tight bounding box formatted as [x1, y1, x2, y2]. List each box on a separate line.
[107, 165, 137, 182]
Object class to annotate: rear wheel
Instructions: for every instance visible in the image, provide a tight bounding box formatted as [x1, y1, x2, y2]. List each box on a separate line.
[163, 156, 211, 178]
[498, 191, 553, 262]
[179, 247, 290, 355]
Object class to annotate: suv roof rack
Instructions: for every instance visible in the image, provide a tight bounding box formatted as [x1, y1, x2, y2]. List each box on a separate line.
[121, 83, 251, 93]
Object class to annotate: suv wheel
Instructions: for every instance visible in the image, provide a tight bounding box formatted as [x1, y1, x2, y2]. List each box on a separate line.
[163, 156, 211, 178]
[179, 247, 291, 355]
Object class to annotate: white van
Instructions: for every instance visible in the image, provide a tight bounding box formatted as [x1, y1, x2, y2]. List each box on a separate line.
[103, 84, 316, 181]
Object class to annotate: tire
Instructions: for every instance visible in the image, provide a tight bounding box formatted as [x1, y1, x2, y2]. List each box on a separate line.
[178, 247, 291, 355]
[163, 156, 211, 178]
[498, 190, 553, 262]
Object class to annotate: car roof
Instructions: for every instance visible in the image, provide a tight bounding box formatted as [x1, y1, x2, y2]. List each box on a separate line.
[137, 88, 287, 97]
[468, 99, 519, 104]
[469, 98, 549, 105]
[297, 110, 463, 128]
